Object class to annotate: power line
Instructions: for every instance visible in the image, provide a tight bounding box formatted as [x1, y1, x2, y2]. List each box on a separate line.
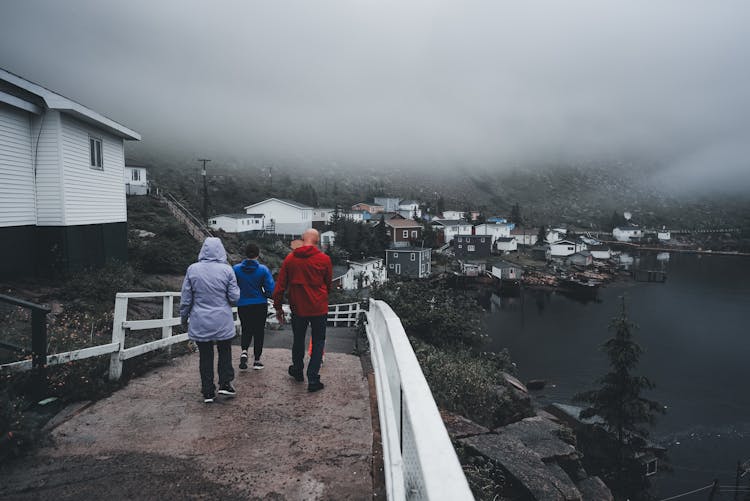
[657, 483, 714, 501]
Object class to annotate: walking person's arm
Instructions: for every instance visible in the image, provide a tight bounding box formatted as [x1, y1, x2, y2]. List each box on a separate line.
[179, 269, 194, 331]
[226, 268, 240, 306]
[272, 260, 288, 324]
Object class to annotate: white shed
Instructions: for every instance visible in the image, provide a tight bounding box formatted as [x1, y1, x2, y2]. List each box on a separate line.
[549, 239, 587, 258]
[243, 198, 313, 235]
[495, 237, 518, 253]
[0, 67, 140, 277]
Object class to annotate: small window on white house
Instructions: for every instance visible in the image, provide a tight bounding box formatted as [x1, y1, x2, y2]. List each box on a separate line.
[131, 169, 140, 181]
[403, 230, 409, 238]
[410, 253, 415, 261]
[90, 137, 103, 169]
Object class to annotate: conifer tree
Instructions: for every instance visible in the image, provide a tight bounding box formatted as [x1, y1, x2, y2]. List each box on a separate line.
[575, 295, 664, 495]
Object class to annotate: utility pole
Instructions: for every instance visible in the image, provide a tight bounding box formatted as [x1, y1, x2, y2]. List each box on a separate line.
[198, 158, 211, 222]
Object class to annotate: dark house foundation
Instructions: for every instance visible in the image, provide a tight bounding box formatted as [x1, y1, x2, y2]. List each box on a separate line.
[0, 222, 127, 278]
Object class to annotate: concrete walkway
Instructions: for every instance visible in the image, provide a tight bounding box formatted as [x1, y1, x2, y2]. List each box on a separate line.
[0, 336, 374, 500]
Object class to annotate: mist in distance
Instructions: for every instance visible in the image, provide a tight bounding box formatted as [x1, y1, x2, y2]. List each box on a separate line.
[1, 0, 749, 192]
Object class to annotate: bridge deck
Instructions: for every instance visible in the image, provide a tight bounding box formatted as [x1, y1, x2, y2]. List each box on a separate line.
[0, 328, 374, 500]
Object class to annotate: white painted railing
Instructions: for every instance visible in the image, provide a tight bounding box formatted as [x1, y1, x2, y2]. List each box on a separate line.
[1, 293, 364, 379]
[365, 299, 473, 501]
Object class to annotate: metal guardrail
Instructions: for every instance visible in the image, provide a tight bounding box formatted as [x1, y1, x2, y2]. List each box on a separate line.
[0, 294, 51, 392]
[365, 299, 473, 500]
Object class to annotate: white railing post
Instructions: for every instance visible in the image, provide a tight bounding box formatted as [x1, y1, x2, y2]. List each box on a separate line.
[162, 295, 174, 357]
[109, 294, 128, 380]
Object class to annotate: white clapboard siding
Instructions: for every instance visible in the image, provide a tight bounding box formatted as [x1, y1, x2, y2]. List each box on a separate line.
[61, 114, 126, 225]
[0, 103, 35, 227]
[32, 111, 65, 226]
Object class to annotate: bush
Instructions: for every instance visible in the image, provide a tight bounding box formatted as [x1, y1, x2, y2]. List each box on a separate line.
[62, 262, 138, 311]
[370, 281, 486, 347]
[412, 339, 530, 428]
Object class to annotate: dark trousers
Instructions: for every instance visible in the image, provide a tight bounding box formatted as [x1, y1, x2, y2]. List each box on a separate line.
[238, 303, 268, 360]
[196, 339, 234, 397]
[291, 314, 327, 383]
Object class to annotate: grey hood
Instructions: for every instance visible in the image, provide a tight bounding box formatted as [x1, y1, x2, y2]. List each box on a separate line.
[198, 237, 228, 263]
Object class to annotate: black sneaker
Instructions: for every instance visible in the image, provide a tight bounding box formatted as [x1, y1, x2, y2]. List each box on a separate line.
[253, 360, 264, 370]
[307, 381, 324, 393]
[218, 383, 236, 397]
[204, 393, 215, 403]
[288, 365, 304, 382]
[239, 353, 249, 371]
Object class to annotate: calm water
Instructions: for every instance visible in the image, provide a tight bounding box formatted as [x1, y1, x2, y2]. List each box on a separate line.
[484, 253, 750, 499]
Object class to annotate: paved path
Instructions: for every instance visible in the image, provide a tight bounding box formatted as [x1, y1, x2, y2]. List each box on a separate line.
[0, 338, 373, 500]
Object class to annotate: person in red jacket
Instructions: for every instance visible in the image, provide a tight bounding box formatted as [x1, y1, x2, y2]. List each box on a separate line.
[273, 228, 332, 392]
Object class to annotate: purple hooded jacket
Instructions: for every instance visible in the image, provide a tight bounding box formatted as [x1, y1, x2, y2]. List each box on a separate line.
[180, 238, 240, 342]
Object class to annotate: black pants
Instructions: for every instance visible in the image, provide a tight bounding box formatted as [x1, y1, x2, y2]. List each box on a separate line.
[238, 303, 268, 360]
[291, 314, 327, 383]
[196, 339, 234, 397]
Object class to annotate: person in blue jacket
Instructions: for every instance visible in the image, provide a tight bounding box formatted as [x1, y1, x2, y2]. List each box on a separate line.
[233, 242, 275, 370]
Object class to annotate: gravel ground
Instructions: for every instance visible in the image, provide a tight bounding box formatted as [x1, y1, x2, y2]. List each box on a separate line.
[0, 346, 373, 500]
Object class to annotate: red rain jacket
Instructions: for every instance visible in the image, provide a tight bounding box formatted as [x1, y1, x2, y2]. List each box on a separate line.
[273, 245, 332, 317]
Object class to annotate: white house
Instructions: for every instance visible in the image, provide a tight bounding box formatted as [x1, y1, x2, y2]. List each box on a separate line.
[442, 210, 465, 220]
[510, 227, 539, 246]
[432, 220, 473, 244]
[320, 230, 336, 249]
[374, 197, 401, 213]
[243, 198, 313, 235]
[124, 161, 149, 195]
[209, 213, 264, 233]
[340, 257, 386, 290]
[398, 200, 421, 219]
[657, 228, 671, 241]
[549, 239, 587, 258]
[495, 237, 518, 253]
[340, 210, 367, 223]
[0, 67, 140, 277]
[613, 225, 643, 242]
[474, 223, 512, 244]
[312, 208, 334, 226]
[546, 228, 567, 243]
[589, 245, 612, 260]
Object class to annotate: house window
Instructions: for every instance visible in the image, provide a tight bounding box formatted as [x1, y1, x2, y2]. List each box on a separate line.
[468, 245, 476, 252]
[403, 230, 409, 238]
[392, 253, 398, 259]
[458, 237, 462, 243]
[389, 264, 394, 269]
[458, 244, 462, 249]
[411, 230, 417, 238]
[480, 237, 485, 243]
[410, 253, 415, 261]
[89, 137, 103, 169]
[131, 169, 140, 181]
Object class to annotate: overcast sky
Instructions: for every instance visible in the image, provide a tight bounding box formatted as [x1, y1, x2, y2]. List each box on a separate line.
[1, 0, 749, 186]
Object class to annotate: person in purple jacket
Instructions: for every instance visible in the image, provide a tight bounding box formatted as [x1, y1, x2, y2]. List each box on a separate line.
[180, 237, 240, 403]
[233, 242, 275, 370]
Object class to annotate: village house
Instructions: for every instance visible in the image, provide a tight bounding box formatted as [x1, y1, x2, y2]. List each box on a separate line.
[549, 239, 588, 258]
[351, 202, 383, 214]
[432, 219, 473, 244]
[657, 227, 671, 241]
[460, 261, 486, 277]
[495, 236, 518, 253]
[311, 207, 334, 229]
[454, 234, 492, 259]
[243, 198, 312, 235]
[124, 161, 149, 196]
[373, 197, 401, 213]
[589, 245, 612, 260]
[339, 257, 386, 290]
[441, 210, 464, 220]
[385, 247, 431, 279]
[510, 227, 539, 246]
[209, 213, 264, 233]
[398, 200, 422, 219]
[320, 230, 335, 250]
[546, 227, 567, 243]
[380, 218, 422, 247]
[566, 250, 594, 267]
[612, 224, 643, 242]
[492, 261, 524, 281]
[0, 68, 141, 277]
[474, 222, 512, 244]
[340, 210, 370, 222]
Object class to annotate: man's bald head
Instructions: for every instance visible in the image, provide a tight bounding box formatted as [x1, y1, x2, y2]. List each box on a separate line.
[302, 228, 320, 246]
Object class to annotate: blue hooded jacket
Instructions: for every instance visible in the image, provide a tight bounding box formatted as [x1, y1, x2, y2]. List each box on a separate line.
[233, 259, 275, 306]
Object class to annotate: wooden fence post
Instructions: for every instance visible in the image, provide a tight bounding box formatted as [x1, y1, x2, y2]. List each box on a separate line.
[162, 295, 173, 357]
[109, 295, 128, 380]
